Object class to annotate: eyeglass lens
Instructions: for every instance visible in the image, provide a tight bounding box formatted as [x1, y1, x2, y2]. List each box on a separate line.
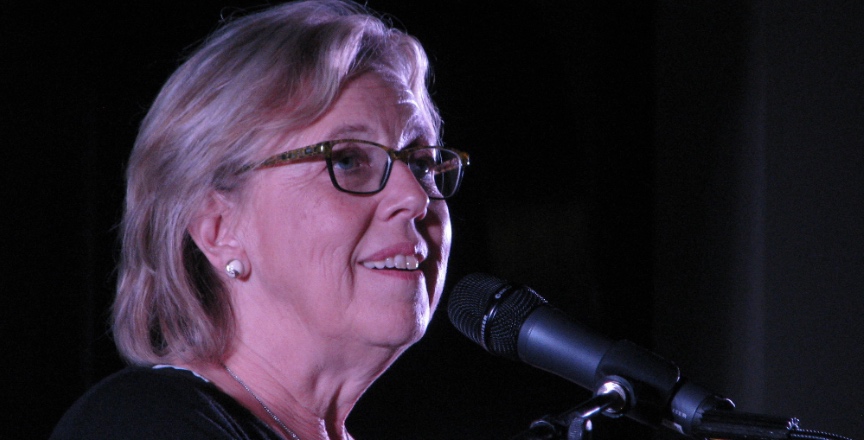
[329, 141, 462, 198]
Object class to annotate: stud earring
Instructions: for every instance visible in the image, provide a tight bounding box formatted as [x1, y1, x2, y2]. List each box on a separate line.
[226, 259, 244, 278]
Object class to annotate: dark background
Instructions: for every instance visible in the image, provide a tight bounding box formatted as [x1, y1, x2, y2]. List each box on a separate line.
[3, 1, 862, 439]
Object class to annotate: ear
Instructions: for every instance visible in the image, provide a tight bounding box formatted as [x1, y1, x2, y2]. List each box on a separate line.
[187, 191, 246, 278]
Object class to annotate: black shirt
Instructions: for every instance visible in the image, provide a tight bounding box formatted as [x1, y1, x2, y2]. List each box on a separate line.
[51, 366, 283, 439]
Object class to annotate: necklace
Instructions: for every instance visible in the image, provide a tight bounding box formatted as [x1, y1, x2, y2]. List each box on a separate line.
[223, 364, 301, 440]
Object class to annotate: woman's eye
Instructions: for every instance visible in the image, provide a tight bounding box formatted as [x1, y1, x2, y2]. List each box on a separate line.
[332, 147, 368, 171]
[410, 157, 434, 178]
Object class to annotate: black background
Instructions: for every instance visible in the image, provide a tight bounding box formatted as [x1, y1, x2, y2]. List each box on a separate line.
[3, 1, 862, 439]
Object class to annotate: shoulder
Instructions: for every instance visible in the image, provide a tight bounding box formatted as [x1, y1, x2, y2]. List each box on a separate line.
[50, 366, 281, 440]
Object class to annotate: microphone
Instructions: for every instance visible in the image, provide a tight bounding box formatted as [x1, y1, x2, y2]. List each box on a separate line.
[447, 273, 734, 436]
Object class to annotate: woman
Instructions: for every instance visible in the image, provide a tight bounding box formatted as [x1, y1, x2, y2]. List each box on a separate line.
[51, 1, 468, 439]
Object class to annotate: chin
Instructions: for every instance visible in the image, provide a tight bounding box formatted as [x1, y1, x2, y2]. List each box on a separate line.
[368, 306, 432, 350]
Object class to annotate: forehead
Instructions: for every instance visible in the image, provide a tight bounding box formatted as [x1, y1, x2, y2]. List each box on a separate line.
[294, 74, 434, 148]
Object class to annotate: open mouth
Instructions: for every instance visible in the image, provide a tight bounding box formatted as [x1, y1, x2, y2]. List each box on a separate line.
[362, 254, 420, 270]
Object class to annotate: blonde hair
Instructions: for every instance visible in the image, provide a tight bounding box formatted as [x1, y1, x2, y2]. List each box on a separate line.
[113, 0, 440, 365]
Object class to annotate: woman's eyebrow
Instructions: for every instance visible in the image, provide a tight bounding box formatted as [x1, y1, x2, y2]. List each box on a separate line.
[325, 123, 374, 140]
[401, 118, 435, 147]
[324, 121, 433, 148]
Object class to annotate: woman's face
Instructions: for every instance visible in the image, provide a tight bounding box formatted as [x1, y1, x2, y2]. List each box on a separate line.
[236, 74, 450, 351]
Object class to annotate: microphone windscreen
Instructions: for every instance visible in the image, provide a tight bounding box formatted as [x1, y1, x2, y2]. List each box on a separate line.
[448, 273, 547, 359]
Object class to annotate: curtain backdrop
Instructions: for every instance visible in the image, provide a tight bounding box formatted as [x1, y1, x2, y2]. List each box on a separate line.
[3, 1, 861, 438]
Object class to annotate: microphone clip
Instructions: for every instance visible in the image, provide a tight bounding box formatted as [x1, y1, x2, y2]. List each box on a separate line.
[514, 379, 630, 440]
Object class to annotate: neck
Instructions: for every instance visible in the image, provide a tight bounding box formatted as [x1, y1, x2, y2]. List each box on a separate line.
[182, 333, 403, 440]
[222, 363, 301, 440]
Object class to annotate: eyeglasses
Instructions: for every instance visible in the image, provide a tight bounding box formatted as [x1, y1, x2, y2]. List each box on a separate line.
[238, 139, 470, 200]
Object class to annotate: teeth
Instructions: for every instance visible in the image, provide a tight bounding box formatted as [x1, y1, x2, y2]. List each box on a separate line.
[363, 255, 420, 270]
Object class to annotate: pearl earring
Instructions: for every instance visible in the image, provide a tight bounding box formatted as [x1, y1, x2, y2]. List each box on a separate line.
[226, 259, 244, 278]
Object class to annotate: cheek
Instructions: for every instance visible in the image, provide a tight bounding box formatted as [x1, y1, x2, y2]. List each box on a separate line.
[281, 197, 376, 278]
[429, 202, 452, 259]
[262, 200, 363, 270]
[425, 203, 453, 304]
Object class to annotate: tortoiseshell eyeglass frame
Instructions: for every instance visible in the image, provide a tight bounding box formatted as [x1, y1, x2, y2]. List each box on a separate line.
[236, 139, 470, 200]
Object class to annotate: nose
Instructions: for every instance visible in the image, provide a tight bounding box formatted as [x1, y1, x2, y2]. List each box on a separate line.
[377, 160, 430, 221]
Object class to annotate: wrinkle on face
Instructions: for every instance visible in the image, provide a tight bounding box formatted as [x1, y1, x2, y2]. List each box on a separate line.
[232, 73, 449, 355]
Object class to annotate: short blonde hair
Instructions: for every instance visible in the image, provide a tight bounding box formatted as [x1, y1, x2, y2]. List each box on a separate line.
[113, 0, 440, 365]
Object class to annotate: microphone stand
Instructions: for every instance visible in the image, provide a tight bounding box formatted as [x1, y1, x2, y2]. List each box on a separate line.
[510, 380, 628, 440]
[691, 410, 854, 440]
[510, 379, 856, 440]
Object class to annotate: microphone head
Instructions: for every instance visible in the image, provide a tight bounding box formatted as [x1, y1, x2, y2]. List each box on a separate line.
[448, 273, 547, 359]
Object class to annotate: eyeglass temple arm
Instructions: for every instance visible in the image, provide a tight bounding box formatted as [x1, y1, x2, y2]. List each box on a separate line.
[429, 152, 470, 175]
[238, 143, 328, 174]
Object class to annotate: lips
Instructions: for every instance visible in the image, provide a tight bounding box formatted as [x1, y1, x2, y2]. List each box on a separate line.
[362, 254, 420, 270]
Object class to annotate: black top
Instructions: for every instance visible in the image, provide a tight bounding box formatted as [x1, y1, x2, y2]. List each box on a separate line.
[50, 366, 283, 439]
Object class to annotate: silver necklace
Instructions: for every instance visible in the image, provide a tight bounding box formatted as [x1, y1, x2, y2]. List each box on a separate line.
[223, 364, 301, 440]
